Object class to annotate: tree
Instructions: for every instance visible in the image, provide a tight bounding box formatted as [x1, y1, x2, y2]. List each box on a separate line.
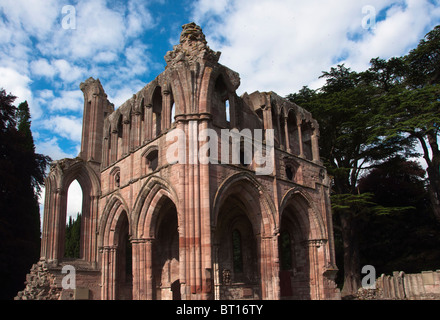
[0, 89, 51, 299]
[288, 65, 412, 297]
[370, 25, 440, 222]
[357, 157, 440, 274]
[65, 214, 82, 259]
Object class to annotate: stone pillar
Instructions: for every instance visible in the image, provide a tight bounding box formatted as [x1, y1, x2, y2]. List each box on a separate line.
[132, 111, 142, 150]
[305, 239, 326, 300]
[144, 104, 153, 142]
[110, 130, 118, 164]
[122, 118, 130, 156]
[296, 117, 304, 158]
[311, 125, 320, 163]
[101, 246, 117, 300]
[212, 244, 220, 300]
[162, 88, 172, 131]
[102, 136, 109, 167]
[258, 235, 279, 300]
[132, 238, 154, 300]
[284, 116, 291, 153]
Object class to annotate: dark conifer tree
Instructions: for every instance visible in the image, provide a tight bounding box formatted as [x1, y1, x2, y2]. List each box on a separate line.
[0, 89, 51, 299]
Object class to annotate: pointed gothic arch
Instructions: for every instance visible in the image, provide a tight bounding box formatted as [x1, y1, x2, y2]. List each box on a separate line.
[40, 159, 100, 263]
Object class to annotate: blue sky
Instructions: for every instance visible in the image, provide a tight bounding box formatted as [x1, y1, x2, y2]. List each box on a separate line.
[1, 0, 439, 218]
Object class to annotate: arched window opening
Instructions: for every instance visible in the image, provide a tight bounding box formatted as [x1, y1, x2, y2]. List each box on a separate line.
[301, 122, 313, 160]
[110, 167, 121, 190]
[117, 115, 123, 159]
[287, 111, 299, 155]
[225, 99, 230, 122]
[271, 107, 280, 147]
[232, 229, 243, 273]
[65, 180, 83, 259]
[285, 165, 294, 181]
[279, 112, 286, 150]
[214, 75, 229, 127]
[115, 172, 120, 188]
[171, 101, 176, 124]
[152, 87, 162, 137]
[145, 149, 159, 174]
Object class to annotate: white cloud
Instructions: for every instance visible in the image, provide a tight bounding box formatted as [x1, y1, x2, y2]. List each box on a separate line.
[192, 0, 440, 96]
[42, 115, 83, 142]
[93, 51, 119, 63]
[47, 90, 83, 112]
[342, 0, 440, 71]
[0, 67, 32, 101]
[0, 67, 43, 119]
[30, 58, 57, 78]
[53, 59, 86, 83]
[36, 137, 76, 161]
[0, 0, 58, 39]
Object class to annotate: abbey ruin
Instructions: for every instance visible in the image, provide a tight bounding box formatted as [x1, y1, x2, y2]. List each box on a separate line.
[18, 23, 340, 300]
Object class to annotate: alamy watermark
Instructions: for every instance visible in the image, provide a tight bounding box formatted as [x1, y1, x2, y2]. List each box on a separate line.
[361, 265, 376, 289]
[61, 5, 76, 30]
[362, 5, 377, 30]
[62, 265, 76, 289]
[165, 124, 275, 175]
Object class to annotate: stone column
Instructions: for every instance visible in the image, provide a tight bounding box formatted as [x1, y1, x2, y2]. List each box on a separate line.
[296, 117, 304, 158]
[162, 88, 172, 131]
[258, 234, 279, 300]
[311, 125, 320, 163]
[110, 129, 118, 164]
[284, 116, 291, 153]
[144, 104, 153, 142]
[122, 118, 130, 156]
[101, 245, 117, 300]
[102, 136, 109, 168]
[305, 239, 325, 300]
[132, 238, 154, 300]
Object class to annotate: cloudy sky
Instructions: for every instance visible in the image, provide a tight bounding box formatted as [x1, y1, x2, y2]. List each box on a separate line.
[1, 0, 439, 220]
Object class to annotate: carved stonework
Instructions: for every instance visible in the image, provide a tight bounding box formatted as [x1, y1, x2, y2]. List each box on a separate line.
[165, 22, 221, 66]
[222, 269, 231, 285]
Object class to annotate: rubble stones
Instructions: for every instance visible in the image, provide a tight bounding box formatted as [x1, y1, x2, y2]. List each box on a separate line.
[15, 259, 61, 300]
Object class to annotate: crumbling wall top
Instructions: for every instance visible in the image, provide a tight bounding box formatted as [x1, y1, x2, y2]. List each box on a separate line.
[165, 22, 221, 66]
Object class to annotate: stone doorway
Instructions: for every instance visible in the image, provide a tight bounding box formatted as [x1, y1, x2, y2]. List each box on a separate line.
[152, 197, 179, 300]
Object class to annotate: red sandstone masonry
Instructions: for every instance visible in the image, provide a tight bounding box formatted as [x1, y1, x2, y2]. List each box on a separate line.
[30, 22, 340, 300]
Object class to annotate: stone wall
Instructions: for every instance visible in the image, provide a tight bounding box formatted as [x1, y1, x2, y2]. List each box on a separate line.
[15, 259, 101, 300]
[357, 270, 440, 300]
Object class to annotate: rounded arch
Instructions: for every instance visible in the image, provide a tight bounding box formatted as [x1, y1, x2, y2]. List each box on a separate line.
[279, 187, 326, 240]
[212, 172, 276, 237]
[132, 176, 179, 239]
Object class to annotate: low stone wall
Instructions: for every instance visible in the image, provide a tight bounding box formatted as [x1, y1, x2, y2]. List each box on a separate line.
[15, 258, 101, 300]
[378, 270, 440, 300]
[357, 270, 440, 300]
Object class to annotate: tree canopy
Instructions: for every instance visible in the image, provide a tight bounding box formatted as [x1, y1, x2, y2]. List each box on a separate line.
[287, 24, 440, 297]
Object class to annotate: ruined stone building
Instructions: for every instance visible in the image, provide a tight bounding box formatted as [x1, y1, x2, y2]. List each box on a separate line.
[28, 23, 340, 300]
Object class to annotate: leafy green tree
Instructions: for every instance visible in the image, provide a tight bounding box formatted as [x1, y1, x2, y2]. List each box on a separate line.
[370, 25, 440, 222]
[357, 157, 440, 274]
[288, 65, 412, 297]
